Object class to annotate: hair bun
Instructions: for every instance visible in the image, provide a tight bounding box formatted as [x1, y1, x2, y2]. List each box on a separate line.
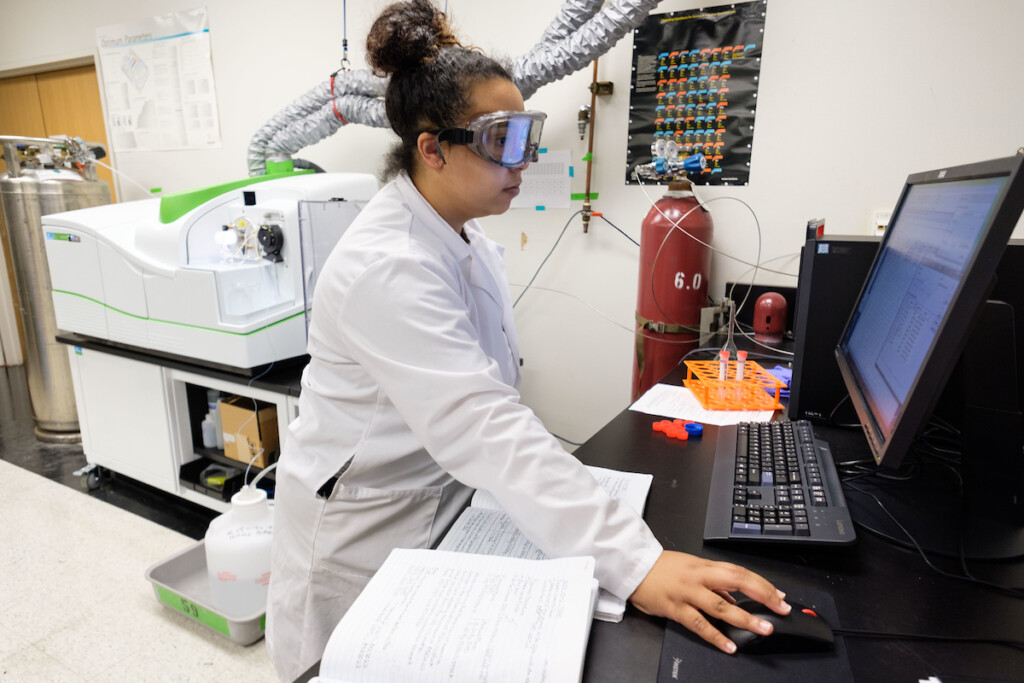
[366, 0, 460, 76]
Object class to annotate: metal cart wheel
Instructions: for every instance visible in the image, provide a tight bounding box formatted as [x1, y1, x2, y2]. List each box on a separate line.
[81, 465, 106, 491]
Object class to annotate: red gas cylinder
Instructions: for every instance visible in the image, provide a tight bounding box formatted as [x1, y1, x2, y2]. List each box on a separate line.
[633, 179, 713, 400]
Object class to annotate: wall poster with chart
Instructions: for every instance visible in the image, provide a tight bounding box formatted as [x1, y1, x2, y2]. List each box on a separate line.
[96, 8, 222, 151]
[626, 1, 767, 186]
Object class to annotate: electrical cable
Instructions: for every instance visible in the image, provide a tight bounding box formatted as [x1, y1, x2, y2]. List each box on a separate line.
[596, 214, 640, 247]
[508, 182, 782, 376]
[842, 479, 1024, 599]
[832, 628, 1024, 651]
[827, 393, 862, 429]
[513, 208, 641, 309]
[551, 433, 583, 447]
[513, 210, 581, 308]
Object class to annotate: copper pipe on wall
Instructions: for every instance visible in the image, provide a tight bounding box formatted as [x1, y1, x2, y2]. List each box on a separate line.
[582, 59, 599, 233]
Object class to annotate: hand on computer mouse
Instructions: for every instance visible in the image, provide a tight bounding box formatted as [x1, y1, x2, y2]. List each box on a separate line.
[629, 550, 791, 654]
[717, 598, 835, 655]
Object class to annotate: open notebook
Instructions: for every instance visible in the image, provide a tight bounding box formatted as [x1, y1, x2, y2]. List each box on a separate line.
[436, 464, 654, 622]
[314, 549, 598, 683]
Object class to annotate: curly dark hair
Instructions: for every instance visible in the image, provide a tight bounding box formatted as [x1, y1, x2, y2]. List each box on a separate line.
[366, 0, 513, 179]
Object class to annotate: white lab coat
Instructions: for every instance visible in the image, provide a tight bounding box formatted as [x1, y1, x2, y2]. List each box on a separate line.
[266, 172, 663, 681]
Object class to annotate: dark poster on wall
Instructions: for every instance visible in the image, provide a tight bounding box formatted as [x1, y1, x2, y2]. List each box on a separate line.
[626, 1, 766, 185]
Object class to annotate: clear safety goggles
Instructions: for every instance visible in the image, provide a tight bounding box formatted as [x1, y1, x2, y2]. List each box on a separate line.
[435, 110, 547, 169]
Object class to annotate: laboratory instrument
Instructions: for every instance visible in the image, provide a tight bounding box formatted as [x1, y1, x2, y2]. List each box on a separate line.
[41, 172, 377, 371]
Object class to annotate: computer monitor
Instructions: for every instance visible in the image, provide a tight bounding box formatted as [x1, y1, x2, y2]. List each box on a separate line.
[835, 155, 1024, 559]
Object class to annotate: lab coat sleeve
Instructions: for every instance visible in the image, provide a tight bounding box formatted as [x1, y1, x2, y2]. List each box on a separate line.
[333, 252, 662, 600]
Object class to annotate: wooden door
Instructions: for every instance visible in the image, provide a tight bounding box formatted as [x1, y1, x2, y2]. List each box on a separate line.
[0, 63, 114, 365]
[36, 66, 116, 197]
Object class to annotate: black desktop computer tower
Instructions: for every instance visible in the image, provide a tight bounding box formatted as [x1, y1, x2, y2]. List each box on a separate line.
[788, 236, 880, 423]
[789, 235, 1024, 425]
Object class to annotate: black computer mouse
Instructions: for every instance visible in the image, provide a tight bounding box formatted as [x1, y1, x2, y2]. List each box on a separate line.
[719, 598, 835, 654]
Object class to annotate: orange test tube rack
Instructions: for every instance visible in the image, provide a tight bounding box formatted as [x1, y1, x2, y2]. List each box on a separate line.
[683, 359, 785, 411]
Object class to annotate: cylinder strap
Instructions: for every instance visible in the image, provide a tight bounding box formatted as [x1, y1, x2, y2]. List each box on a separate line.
[635, 312, 698, 335]
[634, 312, 701, 387]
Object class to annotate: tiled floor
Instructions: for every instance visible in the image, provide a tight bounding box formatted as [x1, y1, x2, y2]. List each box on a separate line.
[0, 365, 277, 681]
[0, 365, 219, 540]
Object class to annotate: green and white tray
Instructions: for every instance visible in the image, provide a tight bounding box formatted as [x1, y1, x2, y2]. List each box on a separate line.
[145, 540, 266, 645]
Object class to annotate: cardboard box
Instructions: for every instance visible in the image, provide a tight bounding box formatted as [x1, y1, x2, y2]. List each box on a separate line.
[219, 396, 279, 468]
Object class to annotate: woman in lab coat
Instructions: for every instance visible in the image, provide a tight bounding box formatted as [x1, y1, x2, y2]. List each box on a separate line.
[266, 1, 790, 679]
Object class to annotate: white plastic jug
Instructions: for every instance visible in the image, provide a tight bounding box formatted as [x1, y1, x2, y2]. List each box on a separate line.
[204, 482, 274, 616]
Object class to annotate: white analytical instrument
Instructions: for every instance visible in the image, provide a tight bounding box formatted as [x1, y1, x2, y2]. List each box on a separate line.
[42, 172, 377, 370]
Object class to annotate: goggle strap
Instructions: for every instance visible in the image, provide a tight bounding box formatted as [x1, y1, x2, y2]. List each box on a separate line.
[437, 129, 474, 146]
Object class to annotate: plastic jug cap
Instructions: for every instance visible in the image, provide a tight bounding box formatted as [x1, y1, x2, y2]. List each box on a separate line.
[231, 485, 268, 507]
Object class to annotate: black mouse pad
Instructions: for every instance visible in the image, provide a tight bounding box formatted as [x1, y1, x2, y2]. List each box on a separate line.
[656, 588, 854, 683]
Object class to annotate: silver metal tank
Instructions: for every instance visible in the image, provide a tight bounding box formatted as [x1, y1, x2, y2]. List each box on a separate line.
[0, 135, 111, 442]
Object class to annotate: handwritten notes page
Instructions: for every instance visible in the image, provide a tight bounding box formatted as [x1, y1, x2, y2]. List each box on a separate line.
[314, 549, 597, 683]
[438, 465, 653, 623]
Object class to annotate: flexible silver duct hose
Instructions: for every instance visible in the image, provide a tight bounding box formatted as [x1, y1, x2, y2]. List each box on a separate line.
[247, 71, 387, 176]
[529, 0, 604, 51]
[246, 0, 661, 176]
[515, 0, 662, 100]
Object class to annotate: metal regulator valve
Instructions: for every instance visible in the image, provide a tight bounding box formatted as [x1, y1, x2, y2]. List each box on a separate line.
[635, 138, 706, 181]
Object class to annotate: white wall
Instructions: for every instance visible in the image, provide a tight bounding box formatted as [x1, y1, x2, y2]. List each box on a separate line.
[4, 0, 1023, 444]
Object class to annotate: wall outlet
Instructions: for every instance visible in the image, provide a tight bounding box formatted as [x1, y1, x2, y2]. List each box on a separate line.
[874, 211, 891, 235]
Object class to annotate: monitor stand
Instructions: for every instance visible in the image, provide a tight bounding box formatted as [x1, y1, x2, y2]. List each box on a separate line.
[848, 301, 1024, 560]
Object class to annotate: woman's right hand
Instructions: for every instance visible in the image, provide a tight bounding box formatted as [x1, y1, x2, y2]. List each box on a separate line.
[629, 550, 791, 653]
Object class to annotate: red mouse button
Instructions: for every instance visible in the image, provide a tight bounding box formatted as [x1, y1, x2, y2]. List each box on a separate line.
[801, 608, 819, 618]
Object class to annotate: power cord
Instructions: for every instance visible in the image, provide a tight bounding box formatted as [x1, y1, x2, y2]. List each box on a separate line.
[551, 432, 583, 447]
[832, 628, 1024, 651]
[514, 210, 581, 308]
[596, 214, 639, 247]
[841, 478, 1024, 599]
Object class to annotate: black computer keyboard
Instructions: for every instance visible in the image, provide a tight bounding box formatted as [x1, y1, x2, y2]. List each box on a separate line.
[703, 420, 856, 546]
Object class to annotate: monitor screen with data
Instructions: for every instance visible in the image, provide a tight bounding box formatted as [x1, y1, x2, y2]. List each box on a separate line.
[836, 155, 1024, 469]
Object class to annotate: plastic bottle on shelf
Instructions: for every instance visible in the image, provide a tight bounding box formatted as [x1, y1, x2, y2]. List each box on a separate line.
[207, 389, 224, 449]
[204, 478, 274, 616]
[201, 413, 217, 448]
